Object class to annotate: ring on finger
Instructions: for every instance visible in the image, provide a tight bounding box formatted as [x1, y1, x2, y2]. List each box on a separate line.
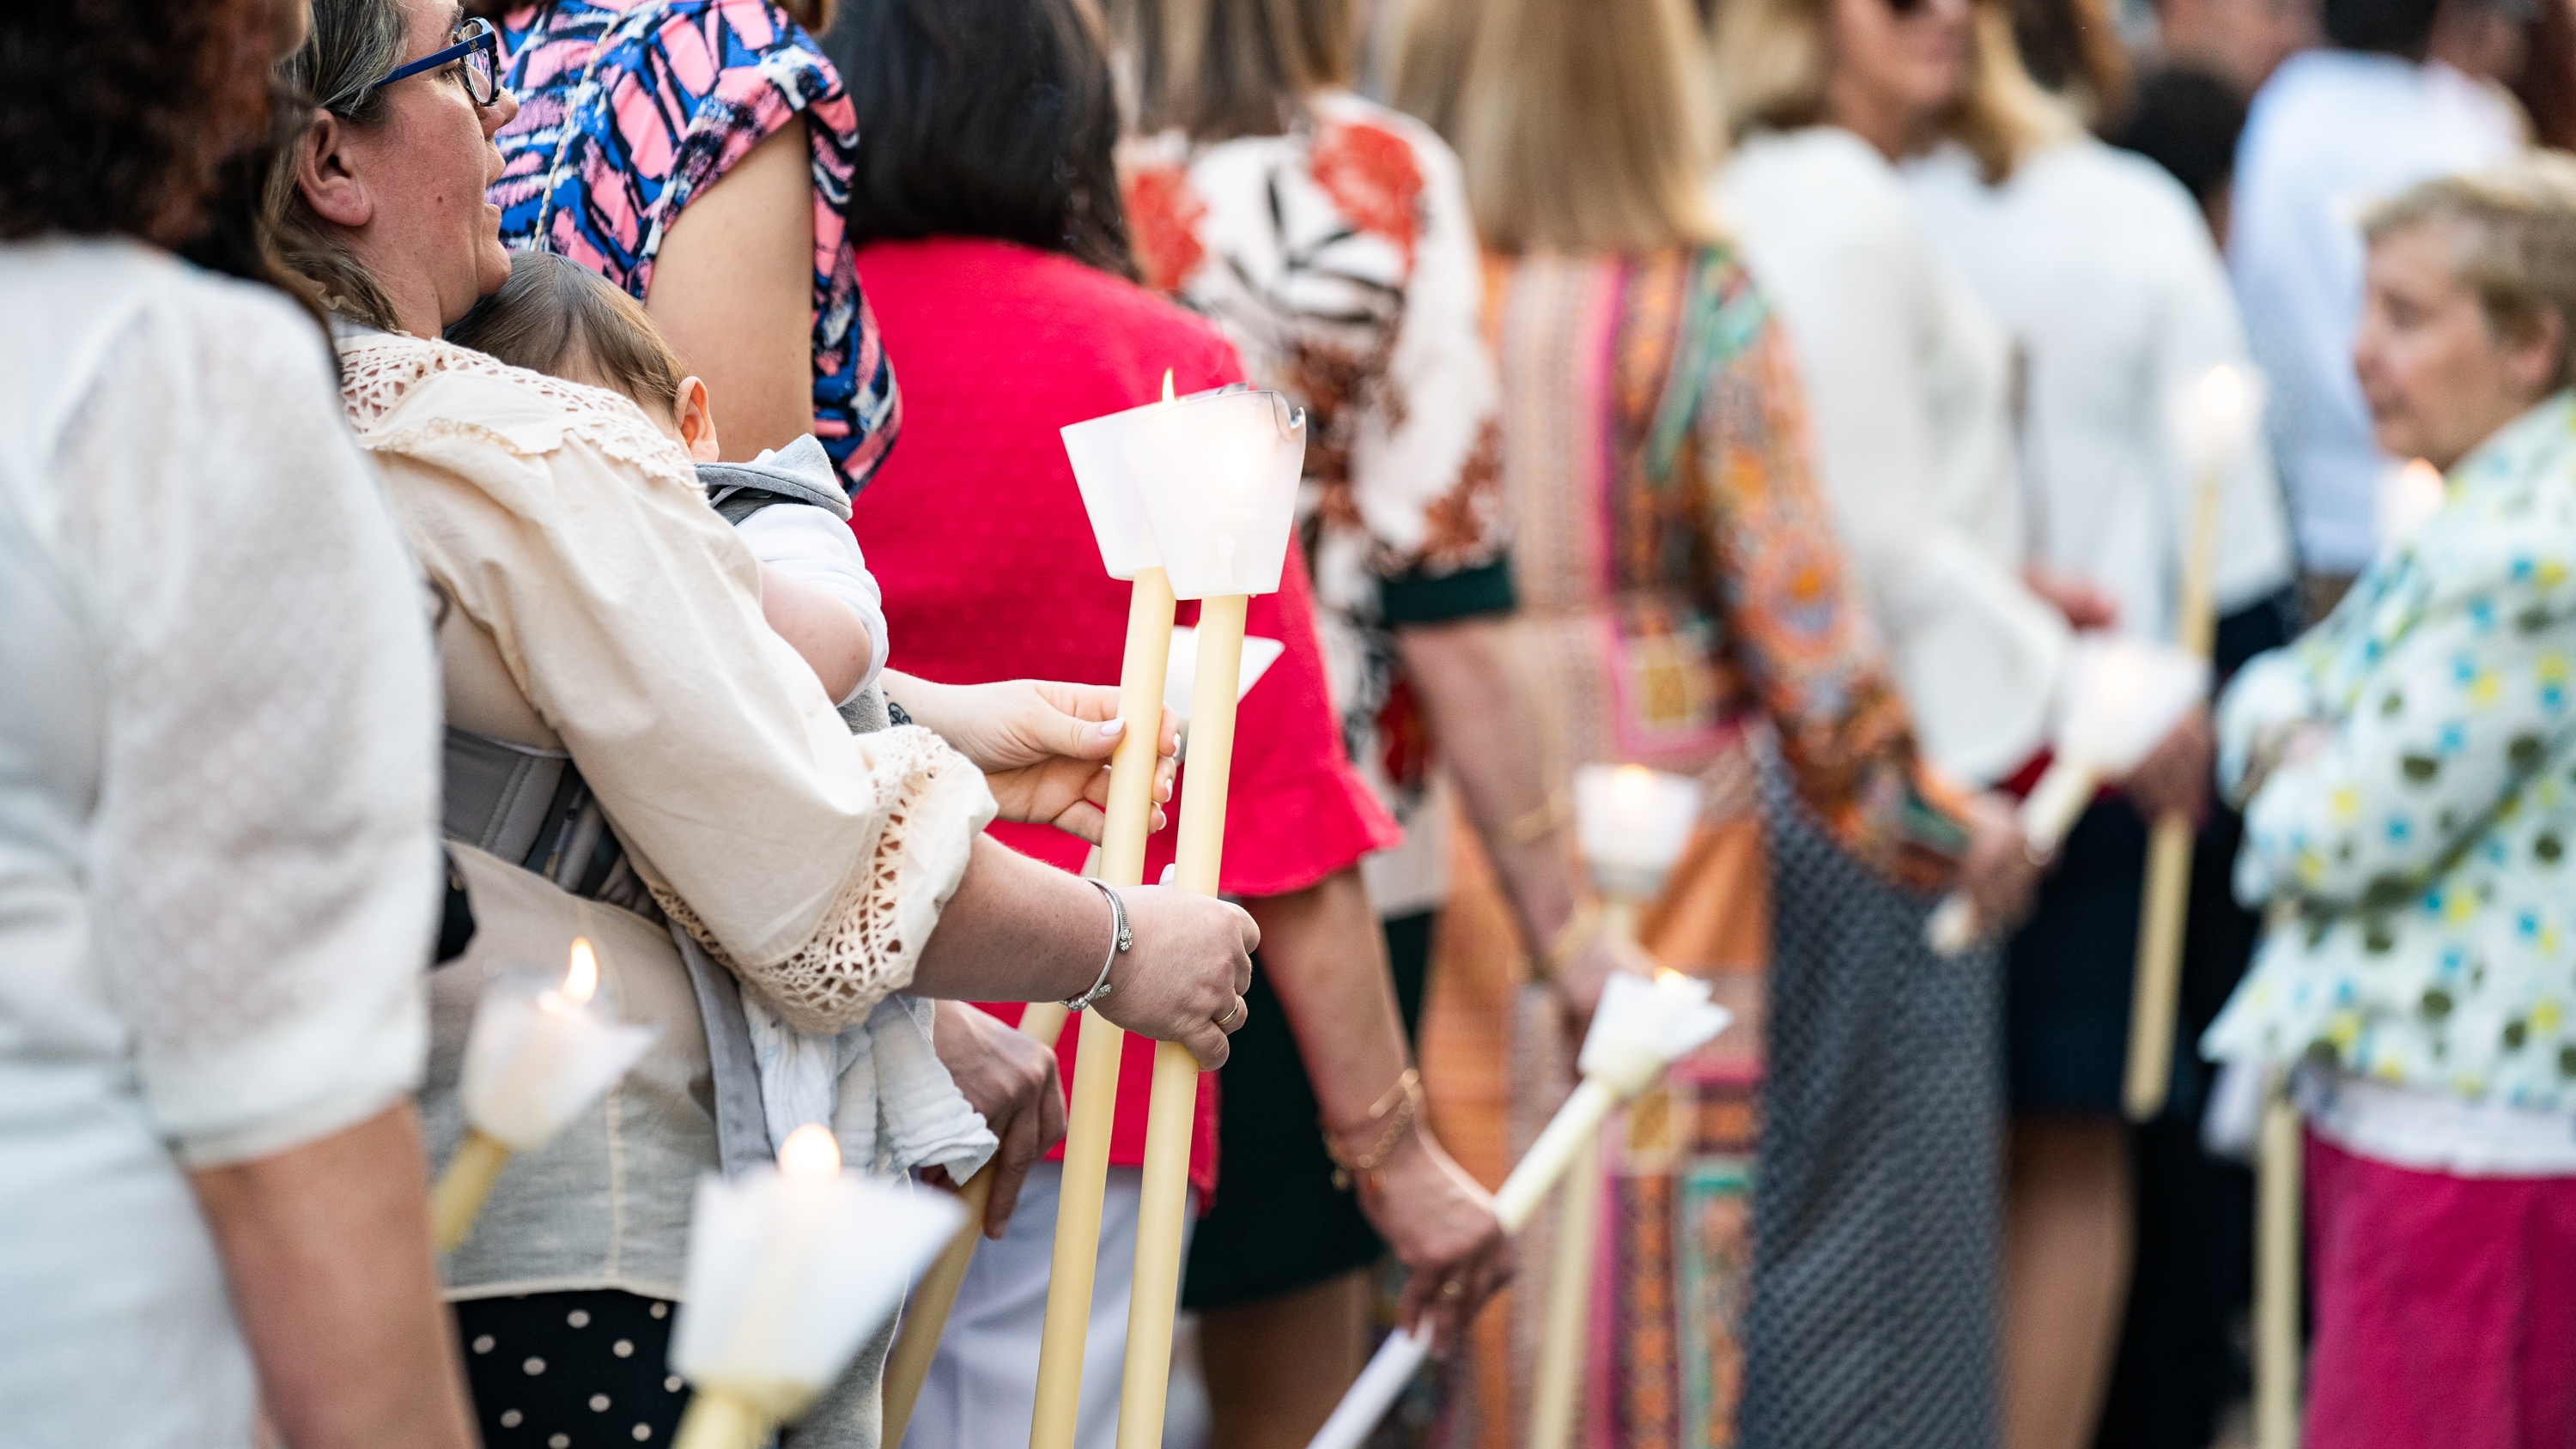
[1213, 997, 1246, 1029]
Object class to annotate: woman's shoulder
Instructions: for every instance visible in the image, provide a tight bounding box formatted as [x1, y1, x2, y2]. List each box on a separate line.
[1723, 127, 1923, 249]
[507, 0, 837, 116]
[337, 330, 697, 487]
[0, 242, 339, 441]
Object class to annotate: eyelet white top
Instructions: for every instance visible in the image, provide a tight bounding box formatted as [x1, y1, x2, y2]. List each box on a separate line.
[0, 240, 441, 1449]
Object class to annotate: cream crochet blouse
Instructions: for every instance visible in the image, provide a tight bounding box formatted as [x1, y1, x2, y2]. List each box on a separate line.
[339, 329, 995, 1031]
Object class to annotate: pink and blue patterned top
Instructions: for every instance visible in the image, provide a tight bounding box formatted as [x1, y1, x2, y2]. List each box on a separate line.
[484, 0, 899, 493]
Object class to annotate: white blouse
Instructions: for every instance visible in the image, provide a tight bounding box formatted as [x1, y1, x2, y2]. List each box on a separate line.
[1905, 139, 2295, 642]
[0, 241, 441, 1448]
[1722, 128, 2070, 785]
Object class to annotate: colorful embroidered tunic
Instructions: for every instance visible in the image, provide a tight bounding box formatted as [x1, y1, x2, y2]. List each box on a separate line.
[2208, 391, 2576, 1111]
[1121, 91, 1507, 914]
[484, 0, 899, 492]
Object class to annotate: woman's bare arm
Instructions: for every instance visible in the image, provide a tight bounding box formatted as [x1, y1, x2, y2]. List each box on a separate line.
[185, 1103, 477, 1449]
[647, 121, 816, 458]
[911, 836, 1258, 1068]
[1246, 869, 1507, 1343]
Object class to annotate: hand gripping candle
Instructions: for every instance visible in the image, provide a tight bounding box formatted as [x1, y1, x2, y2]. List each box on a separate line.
[2123, 363, 2263, 1121]
[431, 937, 656, 1253]
[669, 1126, 963, 1449]
[1306, 971, 1733, 1449]
[1923, 634, 2213, 958]
[1110, 385, 1305, 1449]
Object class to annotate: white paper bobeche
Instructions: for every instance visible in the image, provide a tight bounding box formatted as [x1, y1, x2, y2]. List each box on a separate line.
[1571, 763, 1702, 900]
[1060, 391, 1171, 580]
[671, 1126, 963, 1422]
[460, 956, 657, 1151]
[1119, 387, 1305, 600]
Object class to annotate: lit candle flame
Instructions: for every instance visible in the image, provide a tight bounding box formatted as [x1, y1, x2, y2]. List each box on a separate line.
[1161, 369, 1176, 404]
[2198, 365, 2249, 426]
[563, 937, 598, 1006]
[1609, 763, 1658, 819]
[1656, 967, 1692, 987]
[779, 1123, 841, 1179]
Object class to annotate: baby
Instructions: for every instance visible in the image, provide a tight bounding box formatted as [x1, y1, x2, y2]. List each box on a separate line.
[447, 252, 984, 1176]
[448, 249, 885, 714]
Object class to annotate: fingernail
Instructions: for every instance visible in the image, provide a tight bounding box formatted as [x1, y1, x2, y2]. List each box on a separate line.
[1099, 718, 1127, 737]
[1160, 864, 1177, 885]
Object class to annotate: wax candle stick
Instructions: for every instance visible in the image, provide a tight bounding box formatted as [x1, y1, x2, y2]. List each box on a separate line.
[1306, 972, 1730, 1449]
[671, 1126, 961, 1449]
[1027, 379, 1197, 1449]
[1524, 765, 1700, 1446]
[879, 1003, 1074, 1445]
[1118, 600, 1247, 1449]
[2124, 365, 2260, 1121]
[1527, 1127, 1601, 1449]
[432, 937, 655, 1253]
[1109, 385, 1304, 1449]
[2254, 1070, 2302, 1449]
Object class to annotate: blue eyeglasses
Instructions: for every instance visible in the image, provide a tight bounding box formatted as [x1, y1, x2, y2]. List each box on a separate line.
[375, 16, 502, 107]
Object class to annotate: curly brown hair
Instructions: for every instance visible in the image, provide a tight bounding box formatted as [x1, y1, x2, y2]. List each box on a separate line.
[0, 0, 295, 246]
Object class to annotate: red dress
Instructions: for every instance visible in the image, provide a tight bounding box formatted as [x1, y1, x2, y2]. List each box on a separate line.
[852, 237, 1399, 1197]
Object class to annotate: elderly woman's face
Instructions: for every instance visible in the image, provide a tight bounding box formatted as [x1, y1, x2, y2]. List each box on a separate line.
[2355, 220, 2564, 473]
[304, 0, 519, 333]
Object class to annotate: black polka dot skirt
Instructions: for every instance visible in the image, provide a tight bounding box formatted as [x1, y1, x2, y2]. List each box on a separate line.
[1737, 764, 2004, 1449]
[454, 1289, 691, 1447]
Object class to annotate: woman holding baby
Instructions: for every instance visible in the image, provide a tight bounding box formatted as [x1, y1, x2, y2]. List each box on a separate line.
[268, 2, 1259, 1445]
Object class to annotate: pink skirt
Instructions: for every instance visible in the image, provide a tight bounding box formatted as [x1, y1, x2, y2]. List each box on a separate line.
[2305, 1131, 2576, 1449]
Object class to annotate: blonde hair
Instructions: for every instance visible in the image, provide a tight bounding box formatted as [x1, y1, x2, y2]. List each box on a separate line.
[1114, 0, 1355, 142]
[2364, 156, 2576, 391]
[1393, 0, 1719, 255]
[1710, 0, 2076, 184]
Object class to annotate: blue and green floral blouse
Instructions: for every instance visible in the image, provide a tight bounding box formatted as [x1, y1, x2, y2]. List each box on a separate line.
[2206, 391, 2576, 1110]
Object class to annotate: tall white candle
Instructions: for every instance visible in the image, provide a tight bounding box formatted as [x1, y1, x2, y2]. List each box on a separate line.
[672, 1125, 960, 1429]
[1306, 971, 1731, 1449]
[435, 938, 657, 1252]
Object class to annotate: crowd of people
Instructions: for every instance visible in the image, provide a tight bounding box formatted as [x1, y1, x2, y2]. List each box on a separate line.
[4, 0, 2574, 1446]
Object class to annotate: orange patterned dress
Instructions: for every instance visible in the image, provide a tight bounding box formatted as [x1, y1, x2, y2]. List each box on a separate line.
[1421, 245, 1970, 1448]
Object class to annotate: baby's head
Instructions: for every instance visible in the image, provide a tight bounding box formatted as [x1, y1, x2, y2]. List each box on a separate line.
[448, 250, 720, 461]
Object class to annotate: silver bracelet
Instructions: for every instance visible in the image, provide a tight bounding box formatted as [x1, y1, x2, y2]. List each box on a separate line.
[1062, 878, 1130, 1011]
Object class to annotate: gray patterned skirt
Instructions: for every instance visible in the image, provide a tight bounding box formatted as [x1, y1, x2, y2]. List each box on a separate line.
[1739, 767, 2003, 1449]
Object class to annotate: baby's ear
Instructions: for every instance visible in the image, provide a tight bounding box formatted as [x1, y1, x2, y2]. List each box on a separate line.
[676, 376, 721, 462]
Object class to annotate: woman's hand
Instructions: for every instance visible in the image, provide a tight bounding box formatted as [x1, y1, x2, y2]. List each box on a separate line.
[2024, 566, 2121, 631]
[924, 1001, 1066, 1239]
[1357, 1129, 1510, 1349]
[2122, 705, 2216, 825]
[1093, 885, 1261, 1069]
[884, 672, 1180, 843]
[1959, 791, 2042, 934]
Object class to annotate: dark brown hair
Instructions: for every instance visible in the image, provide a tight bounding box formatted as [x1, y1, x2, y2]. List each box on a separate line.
[0, 0, 292, 246]
[823, 0, 1137, 279]
[1115, 0, 1357, 142]
[447, 249, 688, 407]
[2009, 0, 2133, 127]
